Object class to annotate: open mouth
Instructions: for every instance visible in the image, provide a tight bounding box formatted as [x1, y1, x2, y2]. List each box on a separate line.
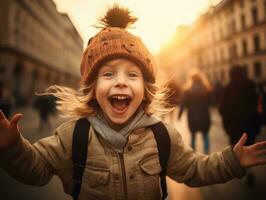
[109, 95, 131, 111]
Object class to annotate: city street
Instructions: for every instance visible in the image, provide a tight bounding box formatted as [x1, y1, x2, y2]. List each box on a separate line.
[0, 106, 266, 200]
[1, 0, 266, 200]
[166, 107, 266, 200]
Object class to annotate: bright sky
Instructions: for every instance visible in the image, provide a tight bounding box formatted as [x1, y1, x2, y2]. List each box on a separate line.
[53, 0, 217, 54]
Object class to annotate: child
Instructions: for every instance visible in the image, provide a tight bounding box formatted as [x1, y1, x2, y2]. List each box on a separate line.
[0, 4, 266, 200]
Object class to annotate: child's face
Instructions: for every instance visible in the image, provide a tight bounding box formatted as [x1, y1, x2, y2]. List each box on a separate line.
[95, 58, 145, 129]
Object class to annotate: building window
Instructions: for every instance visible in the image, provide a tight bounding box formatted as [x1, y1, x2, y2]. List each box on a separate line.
[221, 69, 225, 80]
[242, 39, 248, 56]
[227, 23, 231, 36]
[254, 61, 262, 77]
[231, 20, 236, 33]
[219, 27, 223, 39]
[253, 34, 260, 53]
[220, 48, 224, 61]
[241, 14, 246, 30]
[252, 7, 258, 25]
[230, 43, 237, 59]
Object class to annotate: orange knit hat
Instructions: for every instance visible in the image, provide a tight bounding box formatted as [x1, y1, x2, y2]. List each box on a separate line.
[80, 4, 156, 85]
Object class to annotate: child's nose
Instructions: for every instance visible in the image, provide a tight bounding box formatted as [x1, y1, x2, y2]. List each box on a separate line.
[114, 73, 128, 87]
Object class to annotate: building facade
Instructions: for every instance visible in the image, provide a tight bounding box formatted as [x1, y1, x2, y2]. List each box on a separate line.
[159, 0, 266, 86]
[0, 0, 83, 106]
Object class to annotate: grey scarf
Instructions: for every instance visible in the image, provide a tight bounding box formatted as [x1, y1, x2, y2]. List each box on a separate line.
[88, 110, 160, 152]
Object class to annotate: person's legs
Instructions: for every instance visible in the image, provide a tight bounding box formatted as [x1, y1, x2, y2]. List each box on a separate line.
[43, 114, 52, 132]
[202, 132, 210, 154]
[191, 132, 196, 151]
[39, 112, 51, 132]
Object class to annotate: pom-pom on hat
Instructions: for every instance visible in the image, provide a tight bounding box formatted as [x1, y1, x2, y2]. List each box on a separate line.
[80, 4, 156, 85]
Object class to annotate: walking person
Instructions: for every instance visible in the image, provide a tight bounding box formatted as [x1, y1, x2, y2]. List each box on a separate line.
[178, 68, 213, 154]
[33, 94, 56, 132]
[219, 65, 262, 186]
[1, 5, 266, 200]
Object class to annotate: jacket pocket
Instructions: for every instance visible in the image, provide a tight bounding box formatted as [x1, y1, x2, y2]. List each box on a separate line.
[81, 165, 110, 199]
[140, 155, 161, 175]
[139, 155, 162, 199]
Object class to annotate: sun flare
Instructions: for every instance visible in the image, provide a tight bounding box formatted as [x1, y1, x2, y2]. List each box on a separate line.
[53, 0, 217, 54]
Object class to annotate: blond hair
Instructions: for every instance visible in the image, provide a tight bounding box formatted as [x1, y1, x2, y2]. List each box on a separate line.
[43, 79, 172, 118]
[184, 68, 212, 92]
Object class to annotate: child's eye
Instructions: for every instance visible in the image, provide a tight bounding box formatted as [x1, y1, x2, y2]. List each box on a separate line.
[128, 72, 138, 78]
[103, 72, 113, 77]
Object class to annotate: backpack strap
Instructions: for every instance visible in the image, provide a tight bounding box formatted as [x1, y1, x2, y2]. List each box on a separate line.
[72, 118, 90, 200]
[71, 118, 170, 200]
[150, 122, 171, 200]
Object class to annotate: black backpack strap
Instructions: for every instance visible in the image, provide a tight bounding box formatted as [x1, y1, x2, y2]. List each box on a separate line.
[72, 118, 90, 200]
[150, 122, 171, 200]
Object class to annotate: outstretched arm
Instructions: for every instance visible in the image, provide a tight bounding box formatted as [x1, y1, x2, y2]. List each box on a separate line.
[233, 133, 266, 168]
[0, 110, 74, 191]
[0, 110, 22, 151]
[0, 110, 54, 185]
[166, 124, 246, 187]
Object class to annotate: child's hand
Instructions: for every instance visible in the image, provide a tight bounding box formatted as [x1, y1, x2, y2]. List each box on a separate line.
[233, 133, 266, 168]
[0, 110, 23, 151]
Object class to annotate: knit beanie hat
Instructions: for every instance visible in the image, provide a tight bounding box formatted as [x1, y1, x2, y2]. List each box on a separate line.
[80, 4, 156, 85]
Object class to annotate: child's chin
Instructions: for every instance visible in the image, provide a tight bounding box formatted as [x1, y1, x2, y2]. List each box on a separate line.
[107, 118, 130, 130]
[110, 118, 129, 125]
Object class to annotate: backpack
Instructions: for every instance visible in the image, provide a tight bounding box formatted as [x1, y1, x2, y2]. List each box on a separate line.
[72, 117, 170, 200]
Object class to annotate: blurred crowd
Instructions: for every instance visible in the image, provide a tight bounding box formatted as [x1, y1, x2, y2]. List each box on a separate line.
[162, 65, 266, 157]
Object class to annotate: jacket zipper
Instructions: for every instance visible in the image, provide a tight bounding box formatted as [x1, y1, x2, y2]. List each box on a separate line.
[118, 152, 128, 200]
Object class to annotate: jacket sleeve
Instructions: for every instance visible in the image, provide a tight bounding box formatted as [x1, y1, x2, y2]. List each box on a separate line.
[165, 124, 246, 187]
[0, 120, 76, 193]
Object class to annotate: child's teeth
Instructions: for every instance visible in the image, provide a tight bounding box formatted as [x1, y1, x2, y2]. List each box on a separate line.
[114, 96, 127, 100]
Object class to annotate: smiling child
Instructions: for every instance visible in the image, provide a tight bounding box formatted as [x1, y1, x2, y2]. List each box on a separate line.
[1, 4, 266, 200]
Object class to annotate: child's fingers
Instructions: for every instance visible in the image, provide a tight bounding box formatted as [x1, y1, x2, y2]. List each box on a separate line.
[0, 110, 7, 121]
[256, 158, 266, 165]
[237, 132, 248, 146]
[10, 113, 23, 128]
[255, 149, 266, 156]
[253, 141, 266, 150]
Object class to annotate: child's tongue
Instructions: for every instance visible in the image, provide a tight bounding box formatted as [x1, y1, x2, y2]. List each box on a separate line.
[112, 99, 128, 111]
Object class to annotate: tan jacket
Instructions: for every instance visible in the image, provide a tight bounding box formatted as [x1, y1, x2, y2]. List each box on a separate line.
[0, 119, 245, 200]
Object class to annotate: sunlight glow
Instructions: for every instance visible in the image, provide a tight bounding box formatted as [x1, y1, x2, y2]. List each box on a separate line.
[53, 0, 214, 54]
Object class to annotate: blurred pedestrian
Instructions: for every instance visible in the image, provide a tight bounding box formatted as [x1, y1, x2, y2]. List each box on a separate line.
[178, 68, 213, 154]
[219, 65, 262, 186]
[219, 65, 261, 146]
[33, 94, 56, 132]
